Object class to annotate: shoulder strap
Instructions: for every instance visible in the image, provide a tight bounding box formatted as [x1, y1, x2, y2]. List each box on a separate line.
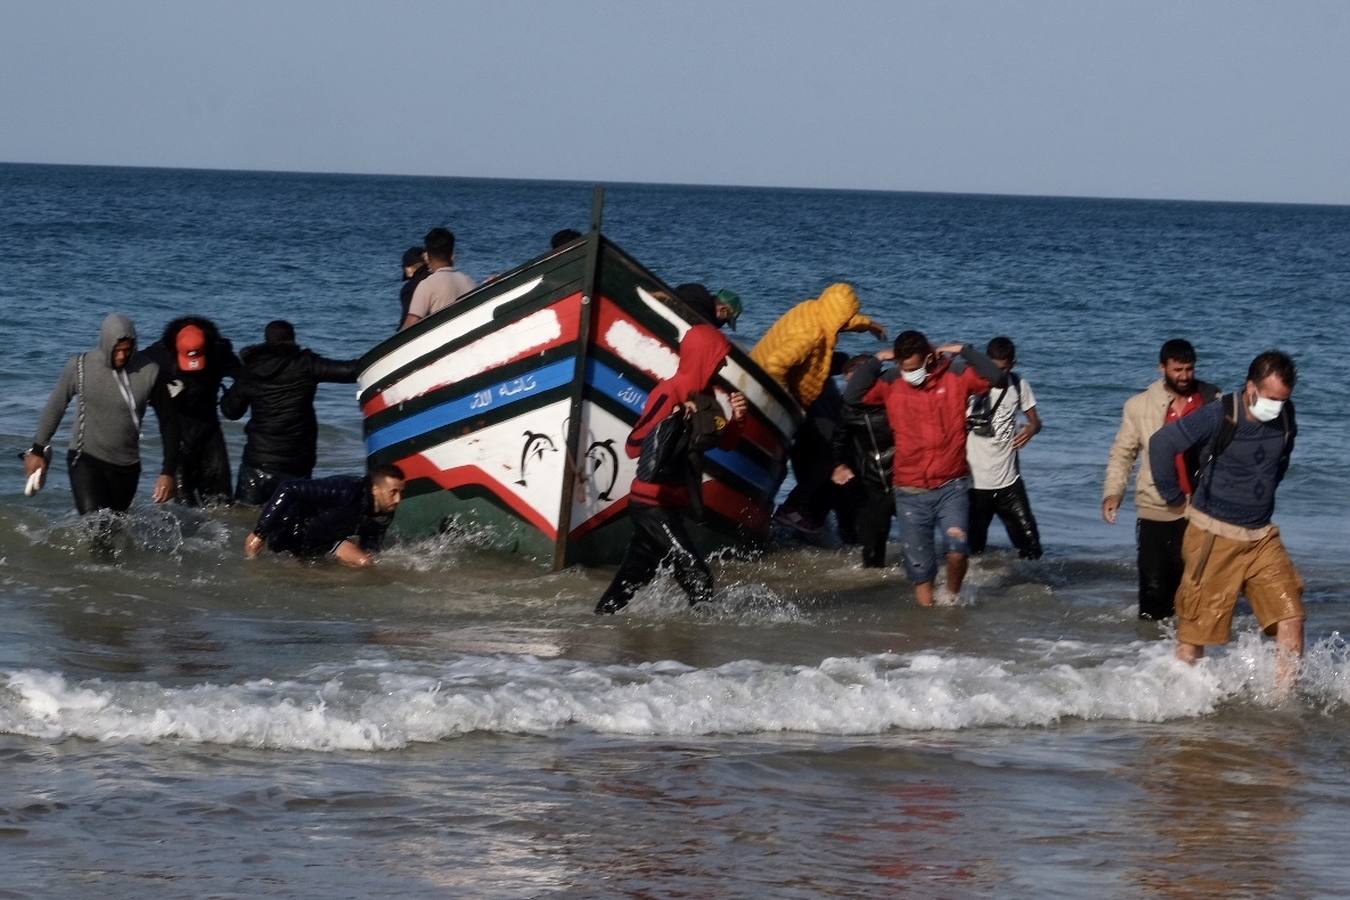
[1196, 393, 1239, 497]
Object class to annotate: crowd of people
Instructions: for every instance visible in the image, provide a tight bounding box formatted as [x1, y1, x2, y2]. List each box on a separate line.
[21, 229, 1306, 673]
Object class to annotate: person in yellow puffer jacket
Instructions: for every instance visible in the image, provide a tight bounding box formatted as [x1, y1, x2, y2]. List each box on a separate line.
[750, 283, 887, 407]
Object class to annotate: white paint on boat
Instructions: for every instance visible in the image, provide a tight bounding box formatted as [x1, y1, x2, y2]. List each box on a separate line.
[378, 307, 563, 407]
[603, 319, 678, 379]
[359, 276, 547, 391]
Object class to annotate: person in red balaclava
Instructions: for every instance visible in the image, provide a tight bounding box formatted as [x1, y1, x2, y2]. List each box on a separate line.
[595, 325, 748, 614]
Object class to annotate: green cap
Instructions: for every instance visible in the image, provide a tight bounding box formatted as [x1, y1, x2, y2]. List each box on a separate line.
[715, 289, 743, 330]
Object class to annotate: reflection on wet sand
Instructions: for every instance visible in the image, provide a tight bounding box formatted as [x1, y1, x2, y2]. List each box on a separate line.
[1125, 726, 1305, 899]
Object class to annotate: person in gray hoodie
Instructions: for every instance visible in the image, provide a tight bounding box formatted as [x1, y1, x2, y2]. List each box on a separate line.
[25, 313, 180, 514]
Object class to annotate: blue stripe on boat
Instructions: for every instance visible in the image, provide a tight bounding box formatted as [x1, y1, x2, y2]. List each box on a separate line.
[585, 359, 777, 496]
[366, 358, 575, 454]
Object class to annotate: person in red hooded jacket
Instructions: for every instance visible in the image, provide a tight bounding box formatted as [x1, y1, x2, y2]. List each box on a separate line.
[595, 325, 748, 614]
[850, 330, 1005, 607]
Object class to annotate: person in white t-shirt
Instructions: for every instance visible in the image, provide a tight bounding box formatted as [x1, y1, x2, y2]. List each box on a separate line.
[965, 336, 1043, 559]
[399, 227, 477, 331]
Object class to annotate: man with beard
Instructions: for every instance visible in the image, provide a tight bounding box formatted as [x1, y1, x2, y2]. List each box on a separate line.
[145, 317, 240, 505]
[1102, 339, 1219, 620]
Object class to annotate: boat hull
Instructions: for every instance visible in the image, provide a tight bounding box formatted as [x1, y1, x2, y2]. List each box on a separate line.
[358, 235, 801, 567]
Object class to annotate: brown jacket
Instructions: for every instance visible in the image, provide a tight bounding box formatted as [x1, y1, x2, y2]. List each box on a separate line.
[1102, 378, 1218, 522]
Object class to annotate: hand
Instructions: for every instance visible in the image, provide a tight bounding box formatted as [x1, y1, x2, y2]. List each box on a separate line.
[24, 451, 47, 478]
[934, 342, 964, 356]
[152, 474, 175, 503]
[867, 322, 888, 341]
[728, 392, 747, 422]
[679, 400, 697, 418]
[1011, 426, 1034, 451]
[875, 349, 895, 362]
[244, 532, 265, 558]
[1101, 496, 1121, 525]
[831, 464, 856, 486]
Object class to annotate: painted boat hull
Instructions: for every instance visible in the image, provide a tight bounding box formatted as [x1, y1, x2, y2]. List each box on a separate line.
[358, 234, 802, 568]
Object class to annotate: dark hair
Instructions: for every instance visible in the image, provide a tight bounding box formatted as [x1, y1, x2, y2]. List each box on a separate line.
[1247, 350, 1296, 388]
[550, 228, 582, 249]
[986, 336, 1015, 361]
[371, 463, 406, 482]
[264, 320, 295, 344]
[893, 330, 931, 362]
[1159, 338, 1196, 365]
[423, 227, 456, 264]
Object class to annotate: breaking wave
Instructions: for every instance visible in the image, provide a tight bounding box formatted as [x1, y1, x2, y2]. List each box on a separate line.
[4, 632, 1348, 752]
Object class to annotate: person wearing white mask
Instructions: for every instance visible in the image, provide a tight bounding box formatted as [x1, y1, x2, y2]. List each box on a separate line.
[1148, 350, 1302, 675]
[849, 330, 1005, 607]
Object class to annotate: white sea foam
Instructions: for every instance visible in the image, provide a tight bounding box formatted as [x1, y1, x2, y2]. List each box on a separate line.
[2, 633, 1347, 752]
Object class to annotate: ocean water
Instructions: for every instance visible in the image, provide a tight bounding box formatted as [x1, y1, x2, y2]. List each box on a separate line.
[1, 163, 1349, 897]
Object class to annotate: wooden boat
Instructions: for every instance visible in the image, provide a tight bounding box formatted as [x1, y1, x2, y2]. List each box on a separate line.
[357, 193, 802, 569]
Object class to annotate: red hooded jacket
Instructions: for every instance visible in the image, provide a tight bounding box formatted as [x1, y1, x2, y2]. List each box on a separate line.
[627, 325, 743, 507]
[861, 355, 991, 490]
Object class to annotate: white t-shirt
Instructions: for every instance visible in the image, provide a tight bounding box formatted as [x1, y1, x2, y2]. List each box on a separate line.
[965, 373, 1037, 490]
[407, 267, 477, 320]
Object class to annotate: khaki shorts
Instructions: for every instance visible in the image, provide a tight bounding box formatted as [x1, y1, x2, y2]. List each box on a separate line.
[1175, 525, 1304, 646]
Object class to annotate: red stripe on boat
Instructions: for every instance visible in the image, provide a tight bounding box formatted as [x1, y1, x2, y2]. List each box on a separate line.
[396, 454, 558, 539]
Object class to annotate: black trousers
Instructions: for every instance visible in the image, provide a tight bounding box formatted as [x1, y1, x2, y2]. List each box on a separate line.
[235, 463, 304, 507]
[1137, 518, 1187, 620]
[854, 484, 895, 568]
[596, 503, 714, 614]
[779, 416, 836, 526]
[177, 427, 232, 506]
[67, 451, 140, 515]
[968, 477, 1043, 560]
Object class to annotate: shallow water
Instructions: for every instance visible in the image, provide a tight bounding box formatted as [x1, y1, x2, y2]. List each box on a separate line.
[2, 164, 1349, 896]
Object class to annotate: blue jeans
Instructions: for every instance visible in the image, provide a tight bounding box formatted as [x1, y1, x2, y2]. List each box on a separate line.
[895, 477, 971, 584]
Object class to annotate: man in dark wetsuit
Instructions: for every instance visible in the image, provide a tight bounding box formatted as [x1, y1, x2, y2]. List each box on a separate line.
[145, 317, 240, 506]
[220, 320, 361, 506]
[831, 352, 897, 567]
[595, 325, 747, 614]
[243, 464, 405, 568]
[27, 313, 179, 514]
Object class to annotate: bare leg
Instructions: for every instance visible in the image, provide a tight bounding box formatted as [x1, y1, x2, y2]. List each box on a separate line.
[945, 551, 968, 596]
[1176, 641, 1204, 664]
[914, 581, 935, 607]
[1275, 617, 1305, 689]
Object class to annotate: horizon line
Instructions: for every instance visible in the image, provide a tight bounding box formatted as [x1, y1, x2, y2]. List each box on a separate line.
[3, 158, 1347, 212]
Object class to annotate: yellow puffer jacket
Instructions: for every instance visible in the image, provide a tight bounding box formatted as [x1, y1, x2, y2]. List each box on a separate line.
[750, 283, 874, 407]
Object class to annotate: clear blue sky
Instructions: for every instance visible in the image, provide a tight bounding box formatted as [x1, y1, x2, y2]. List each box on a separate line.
[3, 0, 1347, 204]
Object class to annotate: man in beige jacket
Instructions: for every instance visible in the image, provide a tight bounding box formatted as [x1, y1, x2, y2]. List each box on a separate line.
[1102, 340, 1219, 620]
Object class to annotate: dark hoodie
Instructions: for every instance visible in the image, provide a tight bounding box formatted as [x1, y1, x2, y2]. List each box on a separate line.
[33, 313, 179, 473]
[145, 317, 241, 443]
[626, 325, 743, 508]
[219, 340, 360, 476]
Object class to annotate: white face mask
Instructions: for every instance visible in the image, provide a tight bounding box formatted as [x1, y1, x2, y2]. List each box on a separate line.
[1249, 395, 1284, 422]
[902, 367, 928, 387]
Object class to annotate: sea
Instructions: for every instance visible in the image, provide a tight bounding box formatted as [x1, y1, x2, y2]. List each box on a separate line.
[1, 162, 1348, 898]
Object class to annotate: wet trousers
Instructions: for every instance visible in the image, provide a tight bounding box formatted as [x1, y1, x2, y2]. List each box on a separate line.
[177, 427, 232, 506]
[67, 451, 140, 515]
[854, 484, 895, 567]
[1137, 518, 1187, 621]
[968, 477, 1043, 560]
[235, 463, 304, 507]
[595, 502, 714, 614]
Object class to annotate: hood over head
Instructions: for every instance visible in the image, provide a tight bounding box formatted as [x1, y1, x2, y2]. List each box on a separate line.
[667, 324, 731, 403]
[97, 313, 137, 368]
[811, 283, 861, 332]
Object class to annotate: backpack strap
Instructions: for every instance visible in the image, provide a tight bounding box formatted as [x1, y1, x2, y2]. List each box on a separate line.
[1197, 393, 1240, 496]
[72, 354, 86, 465]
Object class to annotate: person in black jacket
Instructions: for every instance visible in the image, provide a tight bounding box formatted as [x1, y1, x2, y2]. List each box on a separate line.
[397, 245, 428, 332]
[145, 316, 240, 506]
[831, 351, 897, 567]
[243, 464, 405, 567]
[220, 320, 361, 505]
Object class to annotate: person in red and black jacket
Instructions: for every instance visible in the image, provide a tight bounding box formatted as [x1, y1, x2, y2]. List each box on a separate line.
[595, 325, 747, 614]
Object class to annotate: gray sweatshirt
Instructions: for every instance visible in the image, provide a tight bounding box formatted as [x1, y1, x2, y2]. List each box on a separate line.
[33, 313, 180, 473]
